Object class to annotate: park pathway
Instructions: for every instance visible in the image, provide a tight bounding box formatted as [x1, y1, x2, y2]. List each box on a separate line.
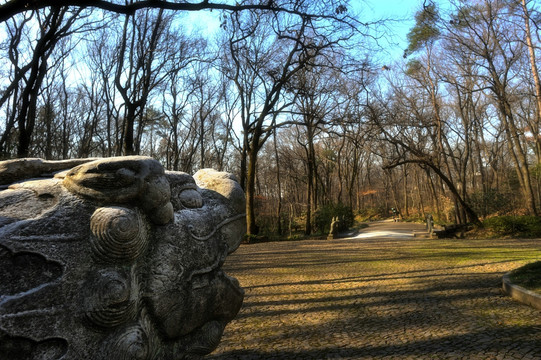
[209, 221, 541, 359]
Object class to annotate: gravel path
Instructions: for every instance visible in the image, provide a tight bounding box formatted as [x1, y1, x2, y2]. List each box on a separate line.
[209, 221, 541, 359]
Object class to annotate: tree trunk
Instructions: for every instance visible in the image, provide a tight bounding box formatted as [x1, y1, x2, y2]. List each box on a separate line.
[246, 143, 259, 235]
[521, 0, 541, 159]
[273, 131, 283, 235]
[122, 106, 136, 155]
[402, 165, 409, 217]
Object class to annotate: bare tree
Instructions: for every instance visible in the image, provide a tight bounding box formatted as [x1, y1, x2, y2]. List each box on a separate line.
[222, 3, 356, 234]
[84, 22, 123, 156]
[289, 63, 342, 234]
[446, 0, 537, 215]
[114, 8, 175, 155]
[518, 0, 541, 160]
[0, 7, 90, 157]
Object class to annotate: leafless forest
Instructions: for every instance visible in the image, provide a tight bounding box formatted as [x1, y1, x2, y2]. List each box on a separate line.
[1, 0, 540, 235]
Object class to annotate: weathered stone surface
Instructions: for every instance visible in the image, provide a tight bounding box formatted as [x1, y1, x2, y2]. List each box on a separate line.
[0, 156, 246, 360]
[0, 157, 96, 187]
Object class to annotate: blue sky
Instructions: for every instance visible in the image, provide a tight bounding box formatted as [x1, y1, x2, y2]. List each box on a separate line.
[364, 0, 419, 23]
[361, 0, 421, 61]
[184, 0, 422, 62]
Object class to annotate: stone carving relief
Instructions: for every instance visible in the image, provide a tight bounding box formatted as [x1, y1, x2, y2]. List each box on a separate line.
[0, 156, 246, 359]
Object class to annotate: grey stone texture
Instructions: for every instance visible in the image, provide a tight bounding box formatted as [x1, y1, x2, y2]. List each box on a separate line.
[210, 222, 541, 359]
[0, 156, 246, 360]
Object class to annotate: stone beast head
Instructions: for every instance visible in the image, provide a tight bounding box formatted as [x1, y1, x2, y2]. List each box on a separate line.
[0, 156, 245, 360]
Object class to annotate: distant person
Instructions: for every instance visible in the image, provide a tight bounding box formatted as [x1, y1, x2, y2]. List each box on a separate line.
[391, 207, 399, 222]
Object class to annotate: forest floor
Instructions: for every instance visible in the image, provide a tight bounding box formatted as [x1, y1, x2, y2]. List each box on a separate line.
[209, 220, 541, 359]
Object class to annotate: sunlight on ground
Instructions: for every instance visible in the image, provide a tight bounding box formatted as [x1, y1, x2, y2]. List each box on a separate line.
[211, 234, 541, 359]
[355, 230, 414, 239]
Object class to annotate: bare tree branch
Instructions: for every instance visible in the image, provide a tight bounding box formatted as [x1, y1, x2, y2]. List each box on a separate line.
[0, 0, 355, 24]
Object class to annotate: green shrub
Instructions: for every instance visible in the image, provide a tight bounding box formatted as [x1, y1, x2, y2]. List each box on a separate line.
[313, 203, 354, 234]
[402, 213, 426, 223]
[356, 207, 387, 222]
[509, 261, 541, 292]
[469, 189, 512, 217]
[243, 234, 269, 244]
[483, 216, 541, 237]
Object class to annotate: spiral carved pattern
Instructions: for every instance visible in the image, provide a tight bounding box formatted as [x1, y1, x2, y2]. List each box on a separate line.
[90, 207, 149, 263]
[102, 324, 152, 360]
[0, 156, 247, 359]
[185, 320, 225, 356]
[84, 269, 137, 328]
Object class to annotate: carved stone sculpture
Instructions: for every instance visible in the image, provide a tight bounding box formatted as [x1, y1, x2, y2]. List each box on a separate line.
[0, 156, 246, 359]
[327, 216, 339, 240]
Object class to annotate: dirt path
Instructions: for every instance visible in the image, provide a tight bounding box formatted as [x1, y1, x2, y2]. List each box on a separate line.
[209, 228, 541, 359]
[351, 220, 429, 239]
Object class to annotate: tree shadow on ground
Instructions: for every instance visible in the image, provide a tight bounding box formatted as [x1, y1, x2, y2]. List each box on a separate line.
[209, 326, 541, 359]
[213, 238, 541, 359]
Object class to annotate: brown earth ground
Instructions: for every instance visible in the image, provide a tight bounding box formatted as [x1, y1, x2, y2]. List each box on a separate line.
[209, 220, 541, 359]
